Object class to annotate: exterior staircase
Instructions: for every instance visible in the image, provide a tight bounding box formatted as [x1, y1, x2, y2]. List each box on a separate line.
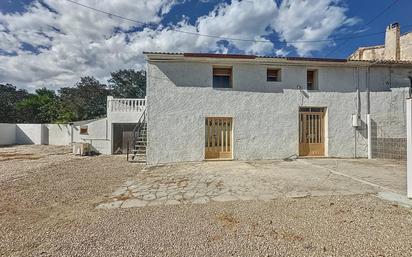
[128, 110, 147, 163]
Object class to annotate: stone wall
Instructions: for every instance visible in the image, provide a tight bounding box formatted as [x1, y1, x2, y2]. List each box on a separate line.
[349, 23, 412, 61]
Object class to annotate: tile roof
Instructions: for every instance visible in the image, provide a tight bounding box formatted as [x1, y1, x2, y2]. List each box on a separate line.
[183, 52, 256, 59]
[143, 52, 412, 65]
[144, 52, 348, 62]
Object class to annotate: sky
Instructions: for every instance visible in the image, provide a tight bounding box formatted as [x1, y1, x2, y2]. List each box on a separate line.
[0, 0, 411, 91]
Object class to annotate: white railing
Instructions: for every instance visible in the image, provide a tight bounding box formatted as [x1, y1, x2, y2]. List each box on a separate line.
[108, 97, 146, 112]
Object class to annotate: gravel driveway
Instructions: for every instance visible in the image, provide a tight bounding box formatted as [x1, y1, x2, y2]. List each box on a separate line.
[1, 145, 412, 256]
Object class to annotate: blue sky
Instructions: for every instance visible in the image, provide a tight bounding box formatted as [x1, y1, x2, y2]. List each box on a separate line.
[0, 0, 410, 90]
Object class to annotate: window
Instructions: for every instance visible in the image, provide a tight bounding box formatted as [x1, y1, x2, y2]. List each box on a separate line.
[80, 126, 88, 135]
[213, 67, 232, 88]
[267, 68, 281, 82]
[307, 70, 318, 90]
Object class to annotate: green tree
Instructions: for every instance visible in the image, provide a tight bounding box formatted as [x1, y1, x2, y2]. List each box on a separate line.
[108, 69, 146, 98]
[59, 76, 109, 121]
[0, 84, 29, 123]
[16, 88, 60, 123]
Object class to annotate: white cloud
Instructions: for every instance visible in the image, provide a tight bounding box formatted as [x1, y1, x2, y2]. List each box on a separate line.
[0, 0, 178, 90]
[272, 0, 358, 56]
[0, 0, 358, 90]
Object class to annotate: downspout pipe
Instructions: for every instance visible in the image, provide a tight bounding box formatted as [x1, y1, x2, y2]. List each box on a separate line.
[355, 66, 361, 116]
[366, 64, 372, 159]
[366, 65, 371, 115]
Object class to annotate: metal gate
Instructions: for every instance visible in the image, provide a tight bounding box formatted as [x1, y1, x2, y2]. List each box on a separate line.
[299, 108, 325, 156]
[205, 117, 232, 159]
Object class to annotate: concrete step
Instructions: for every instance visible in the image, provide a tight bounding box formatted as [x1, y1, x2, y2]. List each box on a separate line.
[130, 158, 146, 163]
[133, 153, 146, 158]
[131, 158, 146, 162]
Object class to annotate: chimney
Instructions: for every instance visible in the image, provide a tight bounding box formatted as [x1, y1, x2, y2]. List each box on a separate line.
[384, 22, 400, 60]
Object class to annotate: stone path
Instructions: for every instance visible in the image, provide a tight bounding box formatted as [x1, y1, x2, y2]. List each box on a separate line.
[96, 159, 405, 209]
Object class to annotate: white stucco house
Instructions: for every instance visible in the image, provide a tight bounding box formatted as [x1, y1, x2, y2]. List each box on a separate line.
[144, 52, 412, 165]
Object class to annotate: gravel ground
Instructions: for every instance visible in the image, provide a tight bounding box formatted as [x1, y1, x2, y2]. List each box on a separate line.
[1, 145, 412, 256]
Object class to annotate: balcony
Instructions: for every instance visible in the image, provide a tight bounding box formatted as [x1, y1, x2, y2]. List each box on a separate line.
[107, 96, 146, 123]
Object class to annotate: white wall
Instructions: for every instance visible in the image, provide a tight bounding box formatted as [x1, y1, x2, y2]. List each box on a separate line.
[147, 59, 412, 164]
[72, 118, 111, 154]
[16, 124, 44, 145]
[0, 119, 112, 154]
[47, 124, 72, 145]
[0, 124, 16, 145]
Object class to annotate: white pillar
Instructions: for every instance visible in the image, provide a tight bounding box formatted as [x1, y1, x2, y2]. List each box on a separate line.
[367, 114, 372, 159]
[406, 99, 412, 198]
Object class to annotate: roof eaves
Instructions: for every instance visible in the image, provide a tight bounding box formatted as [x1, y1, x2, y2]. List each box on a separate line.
[143, 52, 412, 65]
[183, 52, 257, 59]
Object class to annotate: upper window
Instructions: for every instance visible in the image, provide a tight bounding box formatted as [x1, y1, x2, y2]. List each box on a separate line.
[267, 68, 281, 82]
[307, 70, 318, 90]
[213, 67, 232, 88]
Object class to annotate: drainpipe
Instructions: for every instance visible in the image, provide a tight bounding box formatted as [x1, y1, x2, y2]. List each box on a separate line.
[354, 66, 361, 158]
[366, 65, 371, 115]
[356, 67, 361, 116]
[366, 65, 372, 159]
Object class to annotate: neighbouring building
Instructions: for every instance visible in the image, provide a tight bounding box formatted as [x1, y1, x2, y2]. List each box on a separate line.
[349, 22, 412, 61]
[145, 52, 412, 164]
[0, 97, 147, 159]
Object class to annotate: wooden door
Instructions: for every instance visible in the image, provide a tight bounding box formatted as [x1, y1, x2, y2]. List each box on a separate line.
[205, 117, 232, 159]
[299, 109, 325, 156]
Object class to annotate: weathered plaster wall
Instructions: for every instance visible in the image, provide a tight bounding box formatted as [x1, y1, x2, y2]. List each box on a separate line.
[349, 47, 385, 61]
[400, 33, 412, 61]
[147, 60, 412, 164]
[0, 124, 16, 145]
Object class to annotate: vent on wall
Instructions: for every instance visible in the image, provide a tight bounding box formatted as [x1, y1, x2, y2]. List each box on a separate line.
[80, 126, 88, 135]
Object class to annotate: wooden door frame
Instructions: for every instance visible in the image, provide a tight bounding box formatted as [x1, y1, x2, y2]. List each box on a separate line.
[204, 116, 234, 160]
[298, 107, 327, 157]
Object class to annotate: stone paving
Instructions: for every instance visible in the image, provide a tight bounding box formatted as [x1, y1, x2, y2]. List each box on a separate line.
[97, 158, 406, 209]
